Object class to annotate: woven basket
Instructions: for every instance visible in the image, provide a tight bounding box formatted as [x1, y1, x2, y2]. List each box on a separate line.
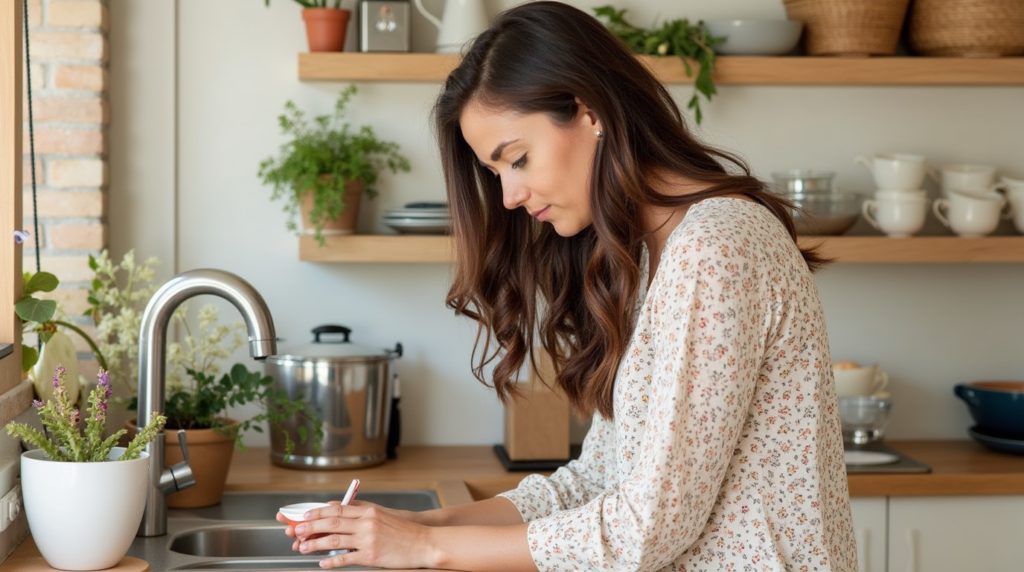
[907, 0, 1024, 57]
[783, 0, 911, 56]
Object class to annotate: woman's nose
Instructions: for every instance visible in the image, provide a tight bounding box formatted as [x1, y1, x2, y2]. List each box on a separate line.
[502, 179, 528, 210]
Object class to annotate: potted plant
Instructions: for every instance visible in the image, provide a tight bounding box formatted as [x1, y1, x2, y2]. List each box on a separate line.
[593, 5, 724, 124]
[87, 250, 322, 507]
[258, 84, 411, 245]
[5, 367, 165, 571]
[265, 0, 353, 52]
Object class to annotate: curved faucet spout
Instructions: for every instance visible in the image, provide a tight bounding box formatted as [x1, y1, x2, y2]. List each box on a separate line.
[137, 269, 277, 537]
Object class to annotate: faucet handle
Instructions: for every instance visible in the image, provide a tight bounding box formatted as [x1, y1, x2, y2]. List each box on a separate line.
[177, 429, 190, 465]
[167, 429, 196, 492]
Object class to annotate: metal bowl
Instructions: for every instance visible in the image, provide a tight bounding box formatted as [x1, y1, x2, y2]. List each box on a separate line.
[779, 192, 864, 236]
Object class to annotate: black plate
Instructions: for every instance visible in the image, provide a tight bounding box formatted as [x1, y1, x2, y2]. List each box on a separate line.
[968, 426, 1024, 455]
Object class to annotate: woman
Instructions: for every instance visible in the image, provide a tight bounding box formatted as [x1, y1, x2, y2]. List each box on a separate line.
[281, 3, 857, 570]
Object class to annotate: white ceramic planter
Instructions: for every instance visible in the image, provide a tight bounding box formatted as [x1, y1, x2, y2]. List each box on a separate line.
[21, 447, 149, 571]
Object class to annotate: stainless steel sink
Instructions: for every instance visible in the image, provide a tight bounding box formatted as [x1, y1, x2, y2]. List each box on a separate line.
[169, 524, 344, 558]
[127, 489, 440, 571]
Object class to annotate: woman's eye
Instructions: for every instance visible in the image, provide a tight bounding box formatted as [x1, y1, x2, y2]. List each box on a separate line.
[511, 155, 527, 170]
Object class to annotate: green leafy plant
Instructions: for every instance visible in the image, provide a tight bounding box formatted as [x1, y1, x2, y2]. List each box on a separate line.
[85, 250, 321, 457]
[593, 5, 724, 124]
[258, 84, 411, 245]
[5, 367, 166, 462]
[129, 304, 323, 456]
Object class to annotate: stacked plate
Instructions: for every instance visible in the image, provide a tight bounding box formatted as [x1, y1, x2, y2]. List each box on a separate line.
[383, 202, 450, 235]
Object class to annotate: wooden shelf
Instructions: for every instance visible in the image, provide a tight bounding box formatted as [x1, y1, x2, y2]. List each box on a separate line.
[300, 235, 1024, 264]
[298, 53, 1024, 85]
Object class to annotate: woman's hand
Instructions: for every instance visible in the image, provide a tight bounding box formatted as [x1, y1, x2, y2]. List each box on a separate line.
[278, 500, 436, 570]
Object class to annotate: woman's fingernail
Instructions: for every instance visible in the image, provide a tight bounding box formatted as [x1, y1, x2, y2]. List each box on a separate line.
[320, 561, 330, 569]
[295, 525, 306, 535]
[300, 542, 309, 552]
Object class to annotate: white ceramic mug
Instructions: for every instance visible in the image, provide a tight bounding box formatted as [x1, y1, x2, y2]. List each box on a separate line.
[929, 164, 1001, 198]
[862, 191, 929, 238]
[932, 188, 1012, 237]
[833, 364, 889, 398]
[855, 153, 929, 191]
[1001, 177, 1024, 234]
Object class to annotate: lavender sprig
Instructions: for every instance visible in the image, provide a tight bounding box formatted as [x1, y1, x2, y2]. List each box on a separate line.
[6, 367, 166, 462]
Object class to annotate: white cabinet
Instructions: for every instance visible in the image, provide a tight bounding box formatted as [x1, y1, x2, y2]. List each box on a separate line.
[850, 498, 887, 572]
[887, 496, 1024, 572]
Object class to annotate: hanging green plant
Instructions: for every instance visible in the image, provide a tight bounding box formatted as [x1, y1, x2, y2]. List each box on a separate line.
[593, 5, 724, 124]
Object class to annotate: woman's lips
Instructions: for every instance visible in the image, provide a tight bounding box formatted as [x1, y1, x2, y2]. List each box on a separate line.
[531, 206, 550, 221]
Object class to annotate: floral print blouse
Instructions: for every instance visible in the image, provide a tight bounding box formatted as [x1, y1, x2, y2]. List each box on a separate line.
[499, 198, 857, 572]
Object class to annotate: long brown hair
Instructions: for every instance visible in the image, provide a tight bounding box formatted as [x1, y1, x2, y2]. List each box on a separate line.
[433, 1, 826, 419]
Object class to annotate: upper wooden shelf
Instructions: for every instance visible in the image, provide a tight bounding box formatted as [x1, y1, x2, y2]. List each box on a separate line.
[298, 53, 1024, 85]
[299, 235, 1024, 264]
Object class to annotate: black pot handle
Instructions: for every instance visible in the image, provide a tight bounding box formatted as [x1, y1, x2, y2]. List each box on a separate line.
[312, 324, 352, 343]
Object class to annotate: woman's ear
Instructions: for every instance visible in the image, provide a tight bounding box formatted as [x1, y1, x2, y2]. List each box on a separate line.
[574, 96, 602, 132]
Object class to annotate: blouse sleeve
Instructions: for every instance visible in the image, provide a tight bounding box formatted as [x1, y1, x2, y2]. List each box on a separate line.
[497, 412, 617, 521]
[523, 230, 767, 571]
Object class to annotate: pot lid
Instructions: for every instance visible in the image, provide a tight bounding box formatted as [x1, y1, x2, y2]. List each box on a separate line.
[268, 324, 402, 363]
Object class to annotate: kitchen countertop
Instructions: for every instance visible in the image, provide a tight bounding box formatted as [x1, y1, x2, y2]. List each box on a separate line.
[219, 440, 1024, 499]
[2, 440, 1022, 571]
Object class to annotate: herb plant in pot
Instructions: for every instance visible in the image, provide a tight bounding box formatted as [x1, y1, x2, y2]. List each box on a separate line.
[6, 367, 165, 571]
[265, 0, 353, 52]
[85, 252, 320, 508]
[123, 304, 321, 508]
[258, 84, 411, 245]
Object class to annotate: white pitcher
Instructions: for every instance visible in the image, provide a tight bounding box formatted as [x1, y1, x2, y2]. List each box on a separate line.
[413, 0, 489, 54]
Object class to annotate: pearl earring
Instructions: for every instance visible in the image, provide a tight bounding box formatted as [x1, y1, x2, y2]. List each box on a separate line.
[596, 130, 603, 139]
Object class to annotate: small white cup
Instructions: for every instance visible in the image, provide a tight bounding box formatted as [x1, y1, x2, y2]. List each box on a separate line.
[932, 188, 1012, 237]
[1002, 178, 1024, 234]
[855, 153, 929, 191]
[862, 192, 929, 238]
[833, 364, 889, 398]
[930, 164, 1000, 198]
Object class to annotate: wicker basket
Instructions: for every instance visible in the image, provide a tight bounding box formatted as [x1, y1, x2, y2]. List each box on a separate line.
[783, 0, 911, 56]
[907, 0, 1024, 57]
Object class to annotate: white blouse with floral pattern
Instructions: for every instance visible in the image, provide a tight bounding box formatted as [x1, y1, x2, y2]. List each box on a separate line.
[499, 198, 857, 572]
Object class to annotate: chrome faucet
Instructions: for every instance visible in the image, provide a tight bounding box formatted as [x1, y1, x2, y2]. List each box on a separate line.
[136, 269, 277, 536]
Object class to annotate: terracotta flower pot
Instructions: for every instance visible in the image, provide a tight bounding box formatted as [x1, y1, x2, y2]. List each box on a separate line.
[126, 418, 239, 508]
[299, 179, 364, 236]
[303, 8, 351, 52]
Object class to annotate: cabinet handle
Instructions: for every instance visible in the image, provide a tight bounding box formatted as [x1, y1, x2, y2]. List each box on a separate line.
[904, 529, 918, 572]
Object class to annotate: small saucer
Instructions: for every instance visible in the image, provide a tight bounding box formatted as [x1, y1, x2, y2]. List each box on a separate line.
[968, 426, 1024, 456]
[278, 502, 331, 526]
[844, 450, 900, 466]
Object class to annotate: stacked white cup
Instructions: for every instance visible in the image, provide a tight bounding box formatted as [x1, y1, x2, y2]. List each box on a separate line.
[1002, 176, 1024, 234]
[855, 153, 930, 238]
[929, 163, 1013, 237]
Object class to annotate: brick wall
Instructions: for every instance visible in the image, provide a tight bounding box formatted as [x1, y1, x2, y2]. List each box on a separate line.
[21, 0, 108, 371]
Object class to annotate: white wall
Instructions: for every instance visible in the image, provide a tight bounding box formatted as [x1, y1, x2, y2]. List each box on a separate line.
[109, 0, 1024, 448]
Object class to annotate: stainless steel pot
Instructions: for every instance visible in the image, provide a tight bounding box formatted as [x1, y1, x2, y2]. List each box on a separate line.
[264, 324, 402, 469]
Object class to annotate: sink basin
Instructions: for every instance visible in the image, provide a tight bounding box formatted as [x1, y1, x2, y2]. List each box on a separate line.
[128, 489, 441, 571]
[177, 489, 440, 521]
[170, 525, 332, 558]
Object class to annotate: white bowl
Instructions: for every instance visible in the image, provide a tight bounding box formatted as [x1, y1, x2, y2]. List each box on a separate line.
[705, 19, 804, 56]
[279, 501, 331, 526]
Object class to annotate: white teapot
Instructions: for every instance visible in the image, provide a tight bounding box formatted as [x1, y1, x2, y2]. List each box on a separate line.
[413, 0, 489, 54]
